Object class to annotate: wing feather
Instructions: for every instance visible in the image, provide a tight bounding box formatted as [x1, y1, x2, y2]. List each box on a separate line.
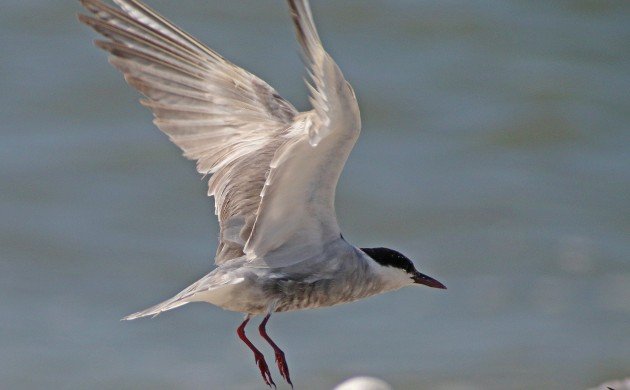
[80, 0, 363, 269]
[243, 0, 362, 265]
[79, 0, 298, 264]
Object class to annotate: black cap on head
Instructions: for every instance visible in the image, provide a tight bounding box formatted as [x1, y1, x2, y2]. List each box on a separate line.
[361, 247, 446, 289]
[361, 247, 415, 272]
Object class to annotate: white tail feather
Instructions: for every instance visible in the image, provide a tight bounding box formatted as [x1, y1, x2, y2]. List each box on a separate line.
[122, 296, 190, 320]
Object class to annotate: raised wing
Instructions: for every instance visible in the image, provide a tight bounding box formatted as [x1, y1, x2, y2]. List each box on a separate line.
[243, 0, 362, 267]
[78, 0, 298, 264]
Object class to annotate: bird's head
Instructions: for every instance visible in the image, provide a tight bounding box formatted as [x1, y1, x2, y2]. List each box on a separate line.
[361, 247, 446, 291]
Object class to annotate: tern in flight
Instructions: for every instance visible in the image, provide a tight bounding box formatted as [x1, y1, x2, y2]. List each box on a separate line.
[79, 0, 446, 387]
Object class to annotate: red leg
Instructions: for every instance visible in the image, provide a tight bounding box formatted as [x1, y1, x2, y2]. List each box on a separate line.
[259, 314, 293, 388]
[237, 316, 276, 388]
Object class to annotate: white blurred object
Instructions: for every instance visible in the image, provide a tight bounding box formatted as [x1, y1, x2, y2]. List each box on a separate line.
[588, 378, 630, 390]
[334, 376, 393, 390]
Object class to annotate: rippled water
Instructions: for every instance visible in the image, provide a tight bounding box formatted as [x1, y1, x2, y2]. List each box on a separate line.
[1, 1, 629, 389]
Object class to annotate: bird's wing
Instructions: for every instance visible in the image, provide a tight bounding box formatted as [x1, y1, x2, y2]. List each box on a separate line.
[243, 0, 362, 267]
[78, 0, 299, 264]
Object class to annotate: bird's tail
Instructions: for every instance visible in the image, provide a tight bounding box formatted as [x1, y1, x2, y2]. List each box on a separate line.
[121, 278, 208, 320]
[122, 270, 227, 320]
[122, 294, 190, 321]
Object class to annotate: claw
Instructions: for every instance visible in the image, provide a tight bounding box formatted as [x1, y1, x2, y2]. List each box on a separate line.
[254, 351, 276, 388]
[237, 316, 276, 387]
[274, 350, 292, 388]
[259, 314, 293, 388]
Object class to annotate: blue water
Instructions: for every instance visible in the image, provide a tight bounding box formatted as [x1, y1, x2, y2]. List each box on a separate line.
[1, 1, 629, 389]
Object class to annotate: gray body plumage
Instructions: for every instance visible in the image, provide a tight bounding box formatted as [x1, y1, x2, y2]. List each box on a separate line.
[125, 238, 402, 318]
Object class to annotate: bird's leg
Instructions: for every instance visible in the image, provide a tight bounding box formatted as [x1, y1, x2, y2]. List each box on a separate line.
[258, 314, 293, 388]
[237, 316, 276, 388]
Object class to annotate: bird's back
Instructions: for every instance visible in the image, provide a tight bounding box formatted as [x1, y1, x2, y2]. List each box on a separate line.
[256, 240, 386, 313]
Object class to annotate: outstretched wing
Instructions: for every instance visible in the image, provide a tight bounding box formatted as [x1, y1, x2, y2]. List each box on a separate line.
[80, 0, 362, 269]
[78, 0, 298, 264]
[243, 0, 362, 267]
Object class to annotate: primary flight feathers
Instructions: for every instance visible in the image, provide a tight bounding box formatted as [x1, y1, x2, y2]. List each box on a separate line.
[78, 0, 361, 267]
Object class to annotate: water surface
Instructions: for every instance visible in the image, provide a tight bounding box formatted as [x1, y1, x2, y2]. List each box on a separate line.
[1, 1, 629, 389]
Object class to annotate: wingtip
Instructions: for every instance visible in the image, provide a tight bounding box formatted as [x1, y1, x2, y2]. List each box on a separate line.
[93, 39, 109, 50]
[121, 313, 141, 321]
[77, 12, 98, 29]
